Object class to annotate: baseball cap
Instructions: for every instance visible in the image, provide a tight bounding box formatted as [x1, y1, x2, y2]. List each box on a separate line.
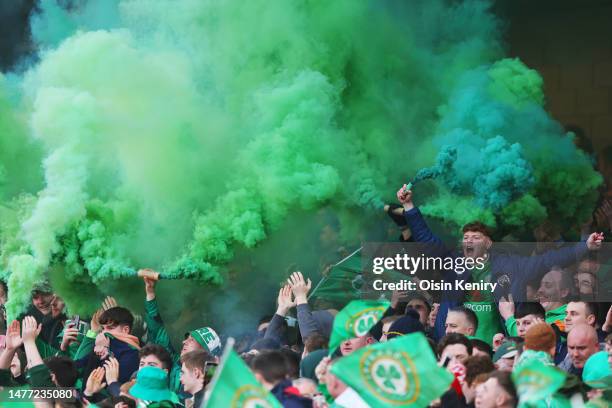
[493, 341, 518, 363]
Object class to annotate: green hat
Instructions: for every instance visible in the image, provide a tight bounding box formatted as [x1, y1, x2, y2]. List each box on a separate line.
[188, 327, 221, 355]
[583, 351, 612, 389]
[129, 366, 179, 403]
[493, 341, 518, 363]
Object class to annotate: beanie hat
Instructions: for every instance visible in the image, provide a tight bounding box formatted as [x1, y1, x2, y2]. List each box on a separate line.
[386, 311, 424, 340]
[187, 327, 221, 355]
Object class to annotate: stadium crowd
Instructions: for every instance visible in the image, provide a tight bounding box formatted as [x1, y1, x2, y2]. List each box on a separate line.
[1, 173, 612, 407]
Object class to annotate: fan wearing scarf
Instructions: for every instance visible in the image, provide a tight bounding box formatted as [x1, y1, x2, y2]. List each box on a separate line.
[77, 305, 141, 403]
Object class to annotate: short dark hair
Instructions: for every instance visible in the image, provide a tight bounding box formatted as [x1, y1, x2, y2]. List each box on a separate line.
[449, 306, 478, 332]
[99, 307, 134, 330]
[575, 301, 598, 318]
[279, 348, 300, 379]
[139, 344, 174, 370]
[464, 355, 495, 386]
[437, 333, 473, 356]
[515, 302, 545, 320]
[462, 221, 492, 238]
[487, 370, 517, 404]
[470, 339, 493, 357]
[251, 350, 288, 385]
[45, 356, 78, 387]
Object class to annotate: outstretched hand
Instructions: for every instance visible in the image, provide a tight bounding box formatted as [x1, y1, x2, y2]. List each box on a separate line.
[276, 285, 296, 317]
[103, 357, 120, 385]
[288, 271, 312, 305]
[90, 309, 103, 333]
[102, 296, 118, 311]
[84, 367, 107, 397]
[21, 316, 41, 343]
[5, 320, 23, 350]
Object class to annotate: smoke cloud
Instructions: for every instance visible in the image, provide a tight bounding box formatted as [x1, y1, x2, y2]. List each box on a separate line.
[0, 1, 601, 332]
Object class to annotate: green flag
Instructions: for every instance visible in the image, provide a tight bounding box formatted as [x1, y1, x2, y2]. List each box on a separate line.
[205, 340, 282, 408]
[330, 332, 453, 407]
[309, 248, 363, 309]
[328, 299, 390, 355]
[512, 358, 568, 408]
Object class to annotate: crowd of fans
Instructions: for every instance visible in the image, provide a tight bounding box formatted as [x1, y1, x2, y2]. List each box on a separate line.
[0, 146, 612, 407]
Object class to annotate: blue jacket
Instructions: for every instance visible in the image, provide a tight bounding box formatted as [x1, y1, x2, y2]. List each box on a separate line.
[404, 207, 588, 340]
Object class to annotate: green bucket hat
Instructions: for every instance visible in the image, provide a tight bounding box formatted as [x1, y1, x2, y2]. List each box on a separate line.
[583, 351, 612, 389]
[129, 366, 179, 403]
[187, 327, 221, 355]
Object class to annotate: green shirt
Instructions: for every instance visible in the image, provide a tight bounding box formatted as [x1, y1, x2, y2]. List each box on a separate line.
[464, 262, 503, 345]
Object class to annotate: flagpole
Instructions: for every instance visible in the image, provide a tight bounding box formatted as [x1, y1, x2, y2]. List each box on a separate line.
[202, 337, 235, 408]
[308, 246, 362, 301]
[334, 246, 362, 267]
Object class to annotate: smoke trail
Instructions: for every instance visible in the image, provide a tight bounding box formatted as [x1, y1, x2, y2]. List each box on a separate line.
[0, 0, 602, 323]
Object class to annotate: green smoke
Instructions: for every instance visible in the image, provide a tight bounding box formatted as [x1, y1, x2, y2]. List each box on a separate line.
[0, 1, 602, 325]
[424, 58, 601, 233]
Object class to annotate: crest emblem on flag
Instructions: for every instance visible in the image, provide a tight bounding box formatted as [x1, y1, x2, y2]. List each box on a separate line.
[231, 384, 275, 408]
[347, 307, 387, 337]
[360, 348, 420, 404]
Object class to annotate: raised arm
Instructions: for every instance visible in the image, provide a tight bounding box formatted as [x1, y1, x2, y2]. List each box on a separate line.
[22, 316, 44, 369]
[0, 320, 22, 370]
[515, 232, 603, 280]
[264, 285, 295, 343]
[398, 185, 446, 247]
[290, 272, 323, 342]
[141, 271, 179, 364]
